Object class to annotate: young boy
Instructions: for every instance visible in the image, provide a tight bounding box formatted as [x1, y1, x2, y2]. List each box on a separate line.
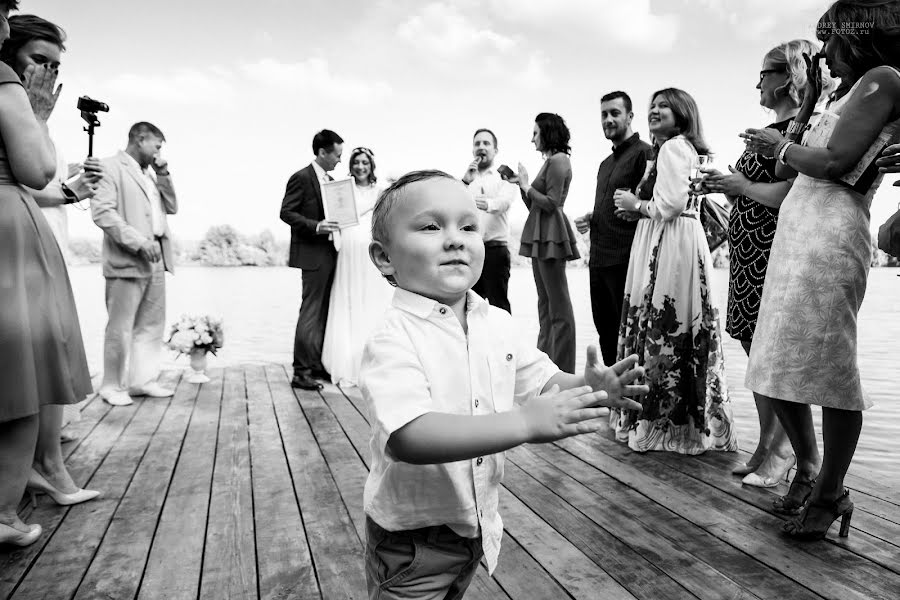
[361, 170, 647, 599]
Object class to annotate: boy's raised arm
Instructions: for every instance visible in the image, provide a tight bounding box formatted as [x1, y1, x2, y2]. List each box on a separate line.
[388, 385, 613, 465]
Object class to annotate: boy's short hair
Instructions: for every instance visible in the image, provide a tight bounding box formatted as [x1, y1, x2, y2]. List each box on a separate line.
[370, 169, 457, 246]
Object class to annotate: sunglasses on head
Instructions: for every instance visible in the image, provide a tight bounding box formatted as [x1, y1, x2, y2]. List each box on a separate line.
[353, 147, 375, 156]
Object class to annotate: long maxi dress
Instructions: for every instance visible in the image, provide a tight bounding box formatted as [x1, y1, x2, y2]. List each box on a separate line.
[321, 181, 393, 387]
[610, 135, 738, 454]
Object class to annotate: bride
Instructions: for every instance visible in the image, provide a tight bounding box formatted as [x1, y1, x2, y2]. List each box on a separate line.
[321, 147, 393, 387]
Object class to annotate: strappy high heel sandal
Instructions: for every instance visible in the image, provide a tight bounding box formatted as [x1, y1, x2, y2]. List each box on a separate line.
[782, 489, 853, 541]
[773, 476, 816, 515]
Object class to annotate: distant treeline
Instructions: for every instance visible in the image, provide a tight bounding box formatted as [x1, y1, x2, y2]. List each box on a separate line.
[67, 225, 899, 268]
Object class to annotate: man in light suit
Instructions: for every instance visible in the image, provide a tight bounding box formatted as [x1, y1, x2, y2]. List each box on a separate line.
[280, 129, 343, 391]
[91, 122, 178, 406]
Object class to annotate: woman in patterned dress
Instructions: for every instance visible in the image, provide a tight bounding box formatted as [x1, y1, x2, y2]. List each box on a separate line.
[609, 89, 738, 454]
[701, 40, 834, 487]
[743, 0, 900, 539]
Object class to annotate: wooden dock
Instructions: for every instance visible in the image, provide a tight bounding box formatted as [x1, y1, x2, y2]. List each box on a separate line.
[2, 364, 898, 599]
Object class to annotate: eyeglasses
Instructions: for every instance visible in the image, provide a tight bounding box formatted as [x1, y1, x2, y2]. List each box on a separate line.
[759, 68, 787, 83]
[353, 147, 375, 156]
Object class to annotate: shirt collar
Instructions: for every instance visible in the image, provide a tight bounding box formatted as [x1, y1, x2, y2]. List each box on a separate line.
[124, 151, 147, 174]
[391, 288, 490, 319]
[612, 132, 641, 156]
[310, 160, 327, 181]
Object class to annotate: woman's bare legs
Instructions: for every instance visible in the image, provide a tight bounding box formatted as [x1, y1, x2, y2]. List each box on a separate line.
[0, 415, 40, 530]
[739, 341, 793, 474]
[32, 404, 78, 493]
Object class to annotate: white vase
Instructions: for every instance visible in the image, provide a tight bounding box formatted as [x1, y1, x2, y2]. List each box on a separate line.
[186, 347, 210, 384]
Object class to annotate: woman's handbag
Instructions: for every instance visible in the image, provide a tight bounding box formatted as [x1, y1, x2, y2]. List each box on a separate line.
[877, 202, 900, 258]
[700, 196, 730, 252]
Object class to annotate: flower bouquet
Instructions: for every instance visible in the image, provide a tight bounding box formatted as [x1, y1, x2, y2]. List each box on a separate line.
[166, 314, 224, 383]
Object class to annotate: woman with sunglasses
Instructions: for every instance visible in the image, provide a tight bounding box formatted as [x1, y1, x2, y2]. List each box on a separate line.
[699, 40, 834, 488]
[321, 146, 392, 387]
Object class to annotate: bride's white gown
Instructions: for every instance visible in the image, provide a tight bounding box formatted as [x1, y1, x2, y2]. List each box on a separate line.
[322, 182, 394, 387]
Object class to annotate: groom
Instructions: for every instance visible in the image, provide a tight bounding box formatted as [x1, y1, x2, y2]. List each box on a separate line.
[280, 129, 344, 390]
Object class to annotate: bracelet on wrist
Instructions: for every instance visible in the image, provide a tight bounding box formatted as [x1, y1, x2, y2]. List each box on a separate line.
[786, 120, 808, 135]
[776, 141, 794, 164]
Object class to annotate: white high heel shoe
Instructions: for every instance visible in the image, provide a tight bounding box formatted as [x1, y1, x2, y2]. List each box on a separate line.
[0, 522, 42, 547]
[26, 468, 101, 507]
[742, 455, 797, 488]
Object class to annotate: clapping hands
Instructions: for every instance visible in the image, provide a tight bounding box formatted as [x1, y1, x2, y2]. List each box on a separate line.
[583, 346, 647, 409]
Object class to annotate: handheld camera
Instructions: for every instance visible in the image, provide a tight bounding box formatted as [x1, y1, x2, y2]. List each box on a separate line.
[77, 95, 109, 156]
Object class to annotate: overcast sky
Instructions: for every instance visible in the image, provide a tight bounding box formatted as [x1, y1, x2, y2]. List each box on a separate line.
[29, 0, 899, 241]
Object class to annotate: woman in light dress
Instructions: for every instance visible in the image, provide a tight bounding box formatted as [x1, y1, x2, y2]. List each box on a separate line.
[742, 0, 900, 540]
[609, 88, 738, 455]
[321, 147, 393, 387]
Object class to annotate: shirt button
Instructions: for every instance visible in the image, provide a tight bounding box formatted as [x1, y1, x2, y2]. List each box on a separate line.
[476, 456, 483, 466]
[439, 307, 447, 315]
[506, 353, 513, 361]
[474, 398, 479, 408]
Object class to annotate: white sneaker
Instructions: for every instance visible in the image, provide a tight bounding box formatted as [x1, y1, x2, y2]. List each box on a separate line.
[129, 382, 174, 398]
[99, 388, 133, 406]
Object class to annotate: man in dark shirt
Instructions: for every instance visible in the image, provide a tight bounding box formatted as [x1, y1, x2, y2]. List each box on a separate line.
[575, 91, 651, 367]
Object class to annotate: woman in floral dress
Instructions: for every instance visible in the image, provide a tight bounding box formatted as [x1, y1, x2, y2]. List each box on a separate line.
[610, 88, 738, 454]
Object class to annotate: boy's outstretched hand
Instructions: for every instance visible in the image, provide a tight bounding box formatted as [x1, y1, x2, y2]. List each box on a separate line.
[522, 385, 614, 444]
[584, 346, 648, 409]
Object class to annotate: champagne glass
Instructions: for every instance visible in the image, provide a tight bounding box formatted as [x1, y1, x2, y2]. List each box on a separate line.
[693, 155, 711, 181]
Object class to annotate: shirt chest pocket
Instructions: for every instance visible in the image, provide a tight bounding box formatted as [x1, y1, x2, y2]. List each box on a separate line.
[487, 350, 516, 412]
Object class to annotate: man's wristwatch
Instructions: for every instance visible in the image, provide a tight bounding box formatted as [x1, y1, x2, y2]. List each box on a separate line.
[60, 182, 79, 204]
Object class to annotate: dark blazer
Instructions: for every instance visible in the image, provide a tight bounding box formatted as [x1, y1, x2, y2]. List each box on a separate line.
[279, 164, 337, 270]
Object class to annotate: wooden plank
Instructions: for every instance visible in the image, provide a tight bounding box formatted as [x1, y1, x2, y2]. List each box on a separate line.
[498, 488, 637, 600]
[199, 368, 258, 600]
[501, 460, 697, 600]
[245, 364, 319, 600]
[1, 402, 133, 598]
[514, 444, 822, 600]
[9, 396, 172, 600]
[324, 388, 373, 468]
[490, 533, 577, 600]
[72, 373, 193, 599]
[594, 432, 900, 570]
[698, 446, 900, 508]
[300, 383, 369, 542]
[559, 435, 900, 600]
[266, 365, 366, 599]
[138, 370, 225, 600]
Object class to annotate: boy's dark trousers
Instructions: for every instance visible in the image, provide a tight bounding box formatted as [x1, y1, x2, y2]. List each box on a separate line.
[365, 516, 483, 600]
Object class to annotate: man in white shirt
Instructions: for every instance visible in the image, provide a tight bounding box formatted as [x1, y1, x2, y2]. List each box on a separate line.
[91, 122, 178, 406]
[462, 128, 516, 312]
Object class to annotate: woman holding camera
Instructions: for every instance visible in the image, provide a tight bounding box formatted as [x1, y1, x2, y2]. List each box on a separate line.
[0, 8, 101, 547]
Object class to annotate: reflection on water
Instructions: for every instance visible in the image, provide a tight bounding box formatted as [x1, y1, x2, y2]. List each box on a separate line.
[69, 265, 899, 479]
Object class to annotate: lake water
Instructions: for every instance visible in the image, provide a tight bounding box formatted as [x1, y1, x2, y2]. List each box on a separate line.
[68, 265, 899, 479]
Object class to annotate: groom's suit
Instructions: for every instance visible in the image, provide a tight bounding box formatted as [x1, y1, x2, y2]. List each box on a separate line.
[280, 163, 337, 378]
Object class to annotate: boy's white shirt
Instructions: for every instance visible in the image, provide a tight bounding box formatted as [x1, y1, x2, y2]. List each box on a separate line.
[360, 287, 560, 574]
